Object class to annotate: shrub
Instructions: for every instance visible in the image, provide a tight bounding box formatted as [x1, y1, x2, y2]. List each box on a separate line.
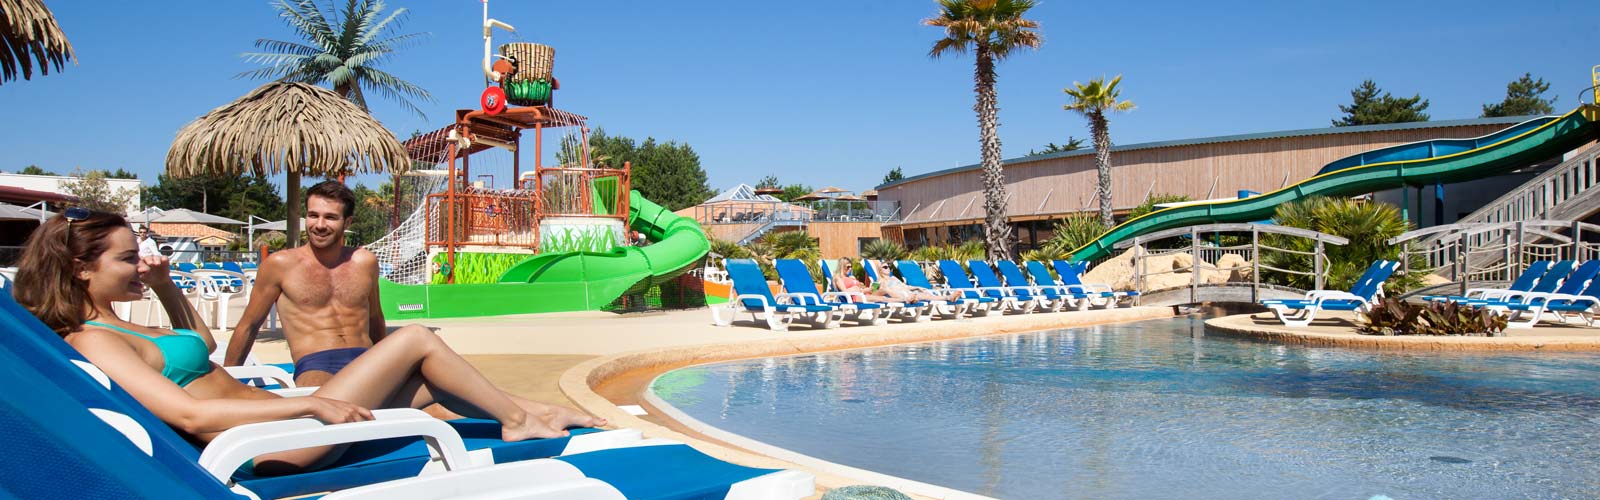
[1261, 196, 1424, 294]
[861, 239, 907, 262]
[1357, 298, 1509, 336]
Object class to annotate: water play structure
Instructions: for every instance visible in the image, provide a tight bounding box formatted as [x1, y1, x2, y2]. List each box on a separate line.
[366, 5, 709, 319]
[1067, 105, 1600, 262]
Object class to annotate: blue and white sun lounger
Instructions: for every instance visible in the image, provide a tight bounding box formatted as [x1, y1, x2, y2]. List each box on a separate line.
[774, 259, 885, 326]
[963, 260, 1043, 313]
[1260, 261, 1398, 327]
[994, 260, 1071, 312]
[1474, 260, 1600, 327]
[894, 260, 985, 318]
[1051, 260, 1139, 308]
[711, 259, 842, 331]
[1484, 271, 1600, 328]
[1424, 260, 1551, 303]
[819, 259, 933, 323]
[1462, 260, 1589, 306]
[1021, 261, 1098, 310]
[0, 294, 814, 499]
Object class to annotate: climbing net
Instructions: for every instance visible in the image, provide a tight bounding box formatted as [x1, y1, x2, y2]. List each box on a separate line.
[366, 170, 448, 285]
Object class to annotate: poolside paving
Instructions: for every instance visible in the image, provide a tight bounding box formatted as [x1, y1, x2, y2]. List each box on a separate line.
[1207, 311, 1600, 351]
[210, 301, 1175, 498]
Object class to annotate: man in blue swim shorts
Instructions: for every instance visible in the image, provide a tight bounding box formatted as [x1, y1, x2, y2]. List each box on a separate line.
[225, 181, 390, 387]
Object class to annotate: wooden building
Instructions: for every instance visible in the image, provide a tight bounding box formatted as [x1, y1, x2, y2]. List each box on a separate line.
[877, 116, 1541, 248]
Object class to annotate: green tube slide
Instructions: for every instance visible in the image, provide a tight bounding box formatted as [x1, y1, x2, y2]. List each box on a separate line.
[1067, 106, 1600, 262]
[379, 190, 709, 319]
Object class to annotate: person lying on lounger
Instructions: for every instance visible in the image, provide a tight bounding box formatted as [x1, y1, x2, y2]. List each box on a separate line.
[13, 209, 604, 475]
[868, 260, 962, 303]
[830, 256, 896, 303]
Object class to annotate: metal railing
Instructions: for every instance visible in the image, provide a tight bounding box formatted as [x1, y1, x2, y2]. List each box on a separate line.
[426, 189, 541, 249]
[1391, 220, 1600, 296]
[692, 200, 901, 226]
[1122, 223, 1349, 304]
[530, 167, 630, 221]
[1452, 141, 1600, 227]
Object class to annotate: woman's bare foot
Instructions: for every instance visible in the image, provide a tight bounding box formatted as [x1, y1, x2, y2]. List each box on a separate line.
[542, 405, 607, 429]
[501, 413, 569, 441]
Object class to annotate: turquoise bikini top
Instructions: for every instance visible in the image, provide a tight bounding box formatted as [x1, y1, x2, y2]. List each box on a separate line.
[85, 321, 213, 387]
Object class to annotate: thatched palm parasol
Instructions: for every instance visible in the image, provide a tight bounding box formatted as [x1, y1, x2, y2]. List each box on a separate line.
[166, 82, 410, 245]
[1, 0, 75, 86]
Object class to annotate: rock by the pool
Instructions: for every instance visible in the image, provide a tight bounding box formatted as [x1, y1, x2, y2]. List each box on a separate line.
[821, 485, 913, 500]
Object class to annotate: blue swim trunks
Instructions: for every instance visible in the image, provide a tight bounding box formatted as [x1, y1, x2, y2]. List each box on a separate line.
[293, 347, 369, 378]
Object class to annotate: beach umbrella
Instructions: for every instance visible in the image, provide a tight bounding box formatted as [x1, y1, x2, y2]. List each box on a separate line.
[0, 203, 50, 221]
[145, 208, 246, 225]
[166, 82, 410, 245]
[0, 0, 75, 86]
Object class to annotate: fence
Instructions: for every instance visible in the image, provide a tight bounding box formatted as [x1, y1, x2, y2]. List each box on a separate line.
[426, 189, 541, 249]
[1121, 223, 1348, 305]
[1391, 220, 1600, 296]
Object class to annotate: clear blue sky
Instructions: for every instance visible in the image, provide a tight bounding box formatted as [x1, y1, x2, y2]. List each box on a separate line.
[2, 0, 1596, 196]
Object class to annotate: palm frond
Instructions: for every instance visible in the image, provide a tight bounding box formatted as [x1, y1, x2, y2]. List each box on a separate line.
[0, 0, 77, 85]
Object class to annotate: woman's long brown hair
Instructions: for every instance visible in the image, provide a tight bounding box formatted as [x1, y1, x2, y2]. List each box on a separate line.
[14, 210, 130, 335]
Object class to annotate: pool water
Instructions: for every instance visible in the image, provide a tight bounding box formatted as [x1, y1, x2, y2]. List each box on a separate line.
[651, 316, 1600, 499]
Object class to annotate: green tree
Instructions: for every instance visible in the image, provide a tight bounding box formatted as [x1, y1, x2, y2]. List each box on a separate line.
[882, 167, 905, 185]
[1064, 75, 1137, 228]
[1333, 80, 1430, 126]
[347, 182, 392, 246]
[239, 0, 433, 118]
[1026, 137, 1086, 156]
[60, 169, 138, 213]
[574, 128, 713, 211]
[105, 168, 138, 179]
[925, 0, 1042, 261]
[1261, 196, 1423, 293]
[755, 175, 780, 189]
[1481, 73, 1556, 117]
[144, 172, 285, 222]
[777, 184, 813, 203]
[1127, 193, 1190, 219]
[17, 165, 53, 175]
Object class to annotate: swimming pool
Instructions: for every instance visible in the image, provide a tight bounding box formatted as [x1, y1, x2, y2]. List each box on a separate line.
[650, 316, 1600, 499]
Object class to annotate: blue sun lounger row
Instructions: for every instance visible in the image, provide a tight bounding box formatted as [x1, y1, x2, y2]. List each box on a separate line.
[712, 257, 1140, 331]
[0, 293, 813, 499]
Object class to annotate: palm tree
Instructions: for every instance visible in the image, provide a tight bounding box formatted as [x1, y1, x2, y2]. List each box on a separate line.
[925, 0, 1041, 261]
[1, 0, 75, 86]
[1063, 75, 1135, 228]
[239, 0, 433, 119]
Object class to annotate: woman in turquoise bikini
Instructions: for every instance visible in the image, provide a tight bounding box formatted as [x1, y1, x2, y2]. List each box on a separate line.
[14, 210, 604, 475]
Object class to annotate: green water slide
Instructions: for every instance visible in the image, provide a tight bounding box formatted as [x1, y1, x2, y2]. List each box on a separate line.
[379, 190, 709, 319]
[1068, 106, 1600, 262]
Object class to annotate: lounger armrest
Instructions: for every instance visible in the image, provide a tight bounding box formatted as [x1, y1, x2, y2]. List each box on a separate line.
[975, 286, 1015, 296]
[198, 408, 472, 482]
[323, 463, 624, 500]
[1077, 282, 1116, 293]
[223, 365, 296, 388]
[774, 292, 821, 306]
[733, 294, 773, 311]
[822, 291, 865, 302]
[1307, 291, 1363, 302]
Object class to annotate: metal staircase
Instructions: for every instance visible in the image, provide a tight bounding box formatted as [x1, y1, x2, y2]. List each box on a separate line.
[1452, 140, 1600, 226]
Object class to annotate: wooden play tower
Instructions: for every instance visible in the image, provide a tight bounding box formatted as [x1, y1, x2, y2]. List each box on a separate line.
[396, 5, 631, 284]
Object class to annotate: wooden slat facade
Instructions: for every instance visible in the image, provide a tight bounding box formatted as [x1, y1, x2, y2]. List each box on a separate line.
[882, 122, 1516, 229]
[806, 222, 884, 259]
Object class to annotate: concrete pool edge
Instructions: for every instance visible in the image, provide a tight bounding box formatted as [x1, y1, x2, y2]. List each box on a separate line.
[557, 306, 1176, 498]
[1206, 312, 1600, 351]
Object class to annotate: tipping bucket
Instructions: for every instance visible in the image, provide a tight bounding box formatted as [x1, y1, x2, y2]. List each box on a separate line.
[501, 43, 554, 81]
[499, 43, 555, 106]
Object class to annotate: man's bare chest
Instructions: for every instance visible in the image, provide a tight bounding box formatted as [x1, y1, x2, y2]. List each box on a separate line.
[282, 267, 368, 307]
